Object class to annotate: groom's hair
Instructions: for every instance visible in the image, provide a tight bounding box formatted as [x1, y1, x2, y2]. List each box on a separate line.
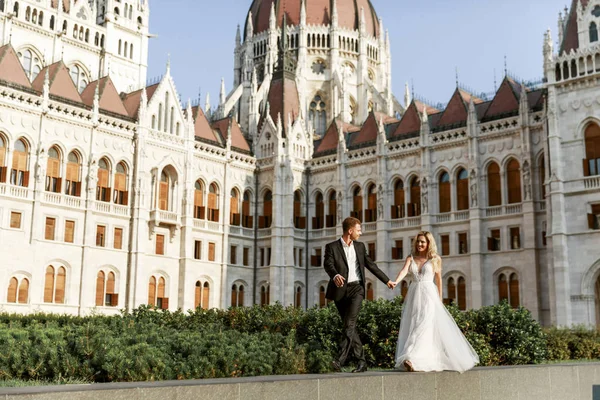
[342, 217, 361, 233]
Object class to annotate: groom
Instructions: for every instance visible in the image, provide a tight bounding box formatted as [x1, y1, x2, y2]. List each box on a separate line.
[323, 217, 396, 373]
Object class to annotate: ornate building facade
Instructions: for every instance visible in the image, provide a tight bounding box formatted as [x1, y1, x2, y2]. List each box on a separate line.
[0, 0, 598, 327]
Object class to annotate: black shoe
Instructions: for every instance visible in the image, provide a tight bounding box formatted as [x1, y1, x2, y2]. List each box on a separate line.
[332, 360, 342, 372]
[352, 361, 367, 373]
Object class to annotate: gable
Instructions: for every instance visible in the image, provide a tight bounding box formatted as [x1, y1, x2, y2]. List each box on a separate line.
[0, 45, 33, 89]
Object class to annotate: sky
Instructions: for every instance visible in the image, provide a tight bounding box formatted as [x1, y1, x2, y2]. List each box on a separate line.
[147, 0, 569, 109]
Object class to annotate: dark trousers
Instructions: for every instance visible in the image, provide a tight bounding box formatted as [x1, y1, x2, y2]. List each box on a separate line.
[334, 282, 365, 365]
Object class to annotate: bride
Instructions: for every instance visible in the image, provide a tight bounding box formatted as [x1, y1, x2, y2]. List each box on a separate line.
[392, 231, 479, 373]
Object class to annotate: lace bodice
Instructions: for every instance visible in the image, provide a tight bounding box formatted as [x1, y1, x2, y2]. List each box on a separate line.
[409, 257, 435, 282]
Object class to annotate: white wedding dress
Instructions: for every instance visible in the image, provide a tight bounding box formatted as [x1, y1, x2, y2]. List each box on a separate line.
[394, 257, 479, 373]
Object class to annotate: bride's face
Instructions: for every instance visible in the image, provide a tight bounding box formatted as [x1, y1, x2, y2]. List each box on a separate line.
[416, 235, 428, 254]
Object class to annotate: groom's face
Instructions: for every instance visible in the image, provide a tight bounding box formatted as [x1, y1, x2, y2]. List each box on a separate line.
[349, 224, 362, 241]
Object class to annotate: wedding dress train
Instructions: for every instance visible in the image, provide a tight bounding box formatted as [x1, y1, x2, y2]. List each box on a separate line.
[394, 258, 479, 373]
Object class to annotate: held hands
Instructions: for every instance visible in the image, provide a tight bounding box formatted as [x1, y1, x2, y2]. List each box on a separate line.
[386, 280, 397, 289]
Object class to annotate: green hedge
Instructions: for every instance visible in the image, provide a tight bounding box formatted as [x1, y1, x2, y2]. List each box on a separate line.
[0, 300, 596, 383]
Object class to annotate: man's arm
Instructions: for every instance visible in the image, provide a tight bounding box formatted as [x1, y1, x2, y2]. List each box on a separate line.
[324, 243, 345, 288]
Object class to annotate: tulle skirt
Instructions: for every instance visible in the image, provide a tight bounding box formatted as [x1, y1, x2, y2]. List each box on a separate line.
[394, 280, 479, 373]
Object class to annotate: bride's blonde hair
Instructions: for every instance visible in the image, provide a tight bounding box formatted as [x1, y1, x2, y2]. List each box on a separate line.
[411, 231, 441, 273]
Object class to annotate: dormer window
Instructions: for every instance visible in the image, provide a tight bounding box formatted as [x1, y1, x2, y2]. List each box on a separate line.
[590, 22, 598, 43]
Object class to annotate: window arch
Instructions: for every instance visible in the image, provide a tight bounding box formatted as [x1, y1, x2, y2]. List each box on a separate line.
[95, 270, 117, 306]
[129, 43, 134, 59]
[17, 48, 42, 80]
[118, 39, 122, 55]
[45, 146, 62, 193]
[327, 190, 337, 227]
[447, 277, 456, 305]
[62, 20, 67, 33]
[11, 138, 30, 187]
[584, 123, 600, 176]
[25, 5, 30, 21]
[438, 171, 451, 213]
[38, 11, 43, 26]
[295, 285, 303, 308]
[260, 190, 272, 228]
[446, 275, 466, 310]
[591, 22, 599, 43]
[498, 270, 520, 308]
[44, 265, 66, 304]
[313, 192, 324, 229]
[0, 0, 5, 13]
[294, 190, 305, 228]
[194, 281, 210, 310]
[50, 15, 55, 30]
[65, 151, 81, 196]
[124, 41, 128, 58]
[260, 283, 270, 306]
[309, 95, 327, 135]
[392, 179, 405, 219]
[31, 8, 36, 23]
[506, 159, 522, 204]
[148, 275, 168, 309]
[158, 170, 170, 211]
[230, 188, 240, 225]
[409, 177, 421, 216]
[96, 158, 111, 202]
[366, 282, 374, 301]
[365, 183, 377, 222]
[114, 162, 129, 205]
[457, 277, 466, 310]
[231, 283, 245, 307]
[487, 162, 501, 206]
[7, 276, 29, 304]
[0, 135, 6, 183]
[68, 64, 89, 93]
[207, 182, 219, 222]
[12, 1, 17, 17]
[194, 179, 205, 219]
[241, 190, 253, 228]
[456, 168, 469, 210]
[319, 285, 327, 308]
[351, 185, 363, 221]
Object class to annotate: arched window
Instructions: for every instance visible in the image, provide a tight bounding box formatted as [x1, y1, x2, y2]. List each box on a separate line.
[62, 20, 67, 33]
[207, 183, 219, 222]
[584, 123, 600, 176]
[438, 171, 451, 213]
[158, 103, 163, 131]
[17, 49, 42, 80]
[50, 15, 55, 30]
[94, 32, 99, 46]
[365, 184, 377, 222]
[319, 285, 326, 308]
[113, 162, 128, 205]
[164, 92, 169, 132]
[591, 22, 599, 43]
[498, 274, 509, 303]
[130, 43, 134, 59]
[392, 179, 405, 219]
[25, 5, 30, 21]
[456, 169, 469, 210]
[231, 284, 245, 307]
[114, 7, 120, 16]
[170, 107, 174, 134]
[309, 95, 327, 135]
[457, 277, 466, 310]
[65, 151, 81, 196]
[506, 159, 522, 204]
[45, 146, 62, 193]
[295, 286, 302, 308]
[158, 170, 169, 210]
[366, 282, 374, 301]
[509, 273, 520, 308]
[294, 190, 305, 228]
[242, 190, 253, 228]
[7, 276, 29, 304]
[31, 8, 36, 23]
[487, 162, 501, 206]
[260, 284, 270, 306]
[148, 275, 168, 309]
[11, 138, 29, 187]
[0, 135, 6, 183]
[85, 29, 89, 43]
[260, 190, 272, 228]
[313, 192, 324, 229]
[38, 10, 43, 25]
[124, 41, 128, 58]
[100, 34, 105, 48]
[151, 115, 156, 130]
[95, 271, 117, 306]
[351, 186, 363, 221]
[230, 188, 240, 225]
[0, 0, 5, 13]
[194, 180, 205, 219]
[194, 281, 210, 310]
[44, 265, 66, 304]
[447, 277, 456, 305]
[118, 39, 122, 55]
[409, 177, 421, 216]
[96, 158, 111, 202]
[327, 190, 337, 227]
[72, 24, 77, 38]
[68, 65, 89, 93]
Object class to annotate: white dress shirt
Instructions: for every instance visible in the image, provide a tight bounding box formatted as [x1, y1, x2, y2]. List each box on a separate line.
[340, 237, 361, 283]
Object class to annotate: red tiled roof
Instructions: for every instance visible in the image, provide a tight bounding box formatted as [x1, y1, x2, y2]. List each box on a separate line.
[32, 61, 82, 104]
[211, 116, 251, 152]
[80, 76, 129, 116]
[527, 89, 544, 110]
[0, 44, 32, 89]
[483, 77, 521, 119]
[266, 75, 300, 136]
[561, 0, 588, 54]
[415, 100, 440, 115]
[192, 106, 222, 144]
[392, 102, 421, 137]
[246, 0, 380, 39]
[121, 83, 159, 119]
[349, 112, 378, 146]
[435, 89, 471, 128]
[314, 120, 341, 155]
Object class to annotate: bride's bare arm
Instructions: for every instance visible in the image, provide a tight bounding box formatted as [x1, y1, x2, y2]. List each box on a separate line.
[393, 257, 412, 285]
[434, 256, 443, 300]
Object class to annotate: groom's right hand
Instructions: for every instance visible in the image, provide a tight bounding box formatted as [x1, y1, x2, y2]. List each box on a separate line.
[334, 274, 345, 287]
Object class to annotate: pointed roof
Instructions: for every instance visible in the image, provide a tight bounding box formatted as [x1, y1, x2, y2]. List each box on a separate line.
[314, 120, 342, 155]
[527, 89, 545, 111]
[32, 61, 82, 104]
[81, 76, 129, 117]
[482, 77, 521, 120]
[121, 83, 159, 119]
[0, 44, 33, 89]
[348, 112, 379, 147]
[561, 0, 589, 54]
[192, 106, 223, 145]
[392, 102, 422, 137]
[211, 116, 252, 152]
[435, 89, 483, 128]
[264, 75, 300, 136]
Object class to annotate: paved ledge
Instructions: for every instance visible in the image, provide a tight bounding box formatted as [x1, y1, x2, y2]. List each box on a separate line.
[1, 363, 599, 400]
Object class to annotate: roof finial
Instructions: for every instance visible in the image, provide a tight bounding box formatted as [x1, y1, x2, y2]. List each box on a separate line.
[493, 68, 497, 92]
[166, 53, 171, 75]
[235, 24, 241, 47]
[404, 82, 411, 107]
[197, 86, 202, 106]
[504, 55, 508, 77]
[300, 0, 307, 26]
[205, 92, 211, 115]
[246, 11, 254, 39]
[455, 67, 459, 88]
[269, 2, 276, 31]
[219, 77, 226, 105]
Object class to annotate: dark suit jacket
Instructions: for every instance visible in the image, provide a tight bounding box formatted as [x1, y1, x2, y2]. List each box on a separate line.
[323, 239, 390, 302]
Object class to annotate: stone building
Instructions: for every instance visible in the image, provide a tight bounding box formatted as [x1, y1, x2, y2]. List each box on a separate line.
[0, 0, 598, 327]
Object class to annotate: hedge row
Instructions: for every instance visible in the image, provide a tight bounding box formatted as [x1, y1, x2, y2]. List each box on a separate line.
[0, 300, 595, 382]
